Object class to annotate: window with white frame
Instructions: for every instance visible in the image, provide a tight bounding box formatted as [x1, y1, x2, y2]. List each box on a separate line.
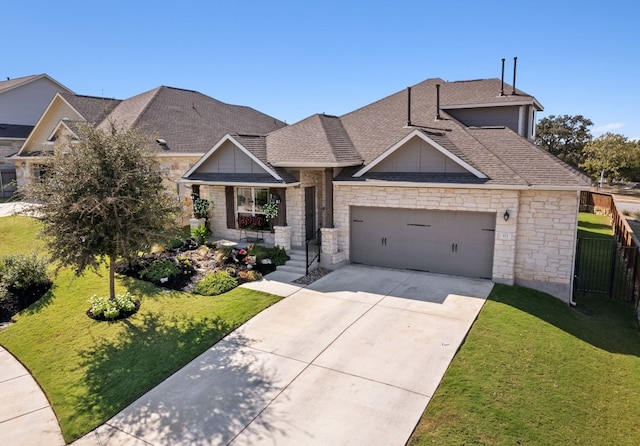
[236, 187, 269, 229]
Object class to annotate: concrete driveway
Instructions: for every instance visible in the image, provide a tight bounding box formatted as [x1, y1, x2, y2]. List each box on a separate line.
[73, 265, 493, 446]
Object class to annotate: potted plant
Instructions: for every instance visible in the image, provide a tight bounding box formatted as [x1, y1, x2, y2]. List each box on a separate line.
[263, 201, 278, 221]
[190, 197, 212, 232]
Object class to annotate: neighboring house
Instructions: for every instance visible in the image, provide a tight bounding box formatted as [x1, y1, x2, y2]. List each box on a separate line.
[13, 86, 286, 218]
[0, 74, 72, 196]
[182, 77, 591, 303]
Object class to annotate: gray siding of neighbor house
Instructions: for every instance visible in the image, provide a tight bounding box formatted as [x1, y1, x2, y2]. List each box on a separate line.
[447, 106, 520, 133]
[198, 140, 267, 174]
[0, 78, 69, 126]
[371, 136, 468, 173]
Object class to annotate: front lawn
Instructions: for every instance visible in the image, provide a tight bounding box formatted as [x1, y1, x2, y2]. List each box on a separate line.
[0, 216, 282, 442]
[408, 213, 640, 445]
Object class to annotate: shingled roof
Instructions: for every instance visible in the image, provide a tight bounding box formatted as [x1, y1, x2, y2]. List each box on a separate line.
[267, 113, 360, 166]
[97, 86, 287, 153]
[59, 93, 122, 124]
[263, 77, 590, 188]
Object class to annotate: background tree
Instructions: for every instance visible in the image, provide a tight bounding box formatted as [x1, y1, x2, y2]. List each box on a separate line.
[23, 121, 178, 300]
[535, 114, 593, 167]
[580, 133, 640, 184]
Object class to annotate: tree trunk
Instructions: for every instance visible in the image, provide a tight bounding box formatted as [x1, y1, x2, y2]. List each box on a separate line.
[109, 255, 116, 301]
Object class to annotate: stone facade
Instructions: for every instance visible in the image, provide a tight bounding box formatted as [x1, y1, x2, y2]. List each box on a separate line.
[332, 184, 578, 302]
[514, 190, 579, 301]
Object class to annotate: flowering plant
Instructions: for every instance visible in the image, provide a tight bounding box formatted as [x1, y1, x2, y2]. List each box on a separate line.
[193, 198, 212, 219]
[263, 201, 279, 220]
[237, 215, 266, 229]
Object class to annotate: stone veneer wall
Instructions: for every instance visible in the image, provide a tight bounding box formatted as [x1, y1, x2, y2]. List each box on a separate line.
[288, 170, 324, 248]
[333, 185, 579, 302]
[514, 190, 579, 302]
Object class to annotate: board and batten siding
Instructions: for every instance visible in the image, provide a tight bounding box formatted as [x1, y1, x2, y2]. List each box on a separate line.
[197, 140, 266, 174]
[0, 78, 70, 126]
[446, 106, 521, 134]
[371, 135, 468, 173]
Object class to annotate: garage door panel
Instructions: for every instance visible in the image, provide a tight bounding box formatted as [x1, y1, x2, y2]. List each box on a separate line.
[350, 207, 495, 279]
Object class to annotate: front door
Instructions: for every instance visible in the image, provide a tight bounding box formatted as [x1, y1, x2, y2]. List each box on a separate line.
[305, 186, 316, 241]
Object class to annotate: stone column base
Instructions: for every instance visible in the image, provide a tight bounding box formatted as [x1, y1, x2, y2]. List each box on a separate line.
[274, 226, 291, 251]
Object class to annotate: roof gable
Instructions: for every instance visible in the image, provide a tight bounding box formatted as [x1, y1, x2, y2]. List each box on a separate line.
[183, 134, 282, 183]
[16, 94, 86, 155]
[355, 130, 485, 178]
[0, 74, 72, 96]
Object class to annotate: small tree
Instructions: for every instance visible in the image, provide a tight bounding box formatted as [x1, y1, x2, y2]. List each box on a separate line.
[22, 121, 178, 300]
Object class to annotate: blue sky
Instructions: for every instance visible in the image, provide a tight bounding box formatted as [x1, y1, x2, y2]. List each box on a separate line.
[7, 0, 640, 139]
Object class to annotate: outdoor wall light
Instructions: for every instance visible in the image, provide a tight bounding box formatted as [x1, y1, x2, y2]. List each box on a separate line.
[504, 210, 510, 222]
[272, 193, 281, 204]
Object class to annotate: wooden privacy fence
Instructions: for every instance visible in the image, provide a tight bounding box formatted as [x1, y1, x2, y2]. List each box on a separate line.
[578, 191, 640, 306]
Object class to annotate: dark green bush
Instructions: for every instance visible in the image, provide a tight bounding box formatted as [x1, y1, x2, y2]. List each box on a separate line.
[0, 252, 50, 291]
[250, 245, 289, 266]
[193, 271, 238, 296]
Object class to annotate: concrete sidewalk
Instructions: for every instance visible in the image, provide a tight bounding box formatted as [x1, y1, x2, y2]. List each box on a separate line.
[0, 201, 39, 218]
[72, 265, 493, 446]
[0, 346, 65, 446]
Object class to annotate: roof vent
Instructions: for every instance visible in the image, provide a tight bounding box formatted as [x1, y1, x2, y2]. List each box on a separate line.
[156, 138, 170, 149]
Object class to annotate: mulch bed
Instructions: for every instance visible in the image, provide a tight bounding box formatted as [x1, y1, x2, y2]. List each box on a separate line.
[86, 300, 141, 322]
[293, 267, 333, 285]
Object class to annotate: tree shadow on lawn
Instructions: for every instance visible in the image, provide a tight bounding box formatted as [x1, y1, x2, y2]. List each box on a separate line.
[490, 284, 640, 357]
[116, 274, 169, 298]
[76, 311, 288, 444]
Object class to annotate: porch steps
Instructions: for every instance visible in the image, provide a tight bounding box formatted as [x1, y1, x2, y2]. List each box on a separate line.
[277, 248, 317, 276]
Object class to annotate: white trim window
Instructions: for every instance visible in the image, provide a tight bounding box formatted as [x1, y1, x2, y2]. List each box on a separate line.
[236, 187, 269, 229]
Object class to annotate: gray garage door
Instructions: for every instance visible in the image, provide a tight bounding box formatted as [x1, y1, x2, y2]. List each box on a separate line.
[350, 207, 496, 279]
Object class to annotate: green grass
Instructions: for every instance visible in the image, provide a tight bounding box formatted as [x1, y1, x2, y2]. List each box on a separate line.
[408, 212, 640, 445]
[577, 212, 613, 239]
[0, 216, 281, 442]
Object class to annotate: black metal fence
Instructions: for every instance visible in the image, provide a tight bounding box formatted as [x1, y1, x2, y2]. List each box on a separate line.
[574, 238, 638, 302]
[305, 229, 321, 275]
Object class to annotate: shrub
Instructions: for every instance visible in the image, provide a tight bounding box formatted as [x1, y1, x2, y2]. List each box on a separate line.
[249, 245, 289, 266]
[139, 259, 180, 283]
[88, 292, 137, 320]
[193, 271, 238, 296]
[191, 224, 209, 245]
[0, 252, 50, 291]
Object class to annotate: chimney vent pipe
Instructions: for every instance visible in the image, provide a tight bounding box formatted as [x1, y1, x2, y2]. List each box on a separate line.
[500, 58, 505, 96]
[436, 84, 442, 120]
[406, 87, 412, 126]
[512, 56, 518, 95]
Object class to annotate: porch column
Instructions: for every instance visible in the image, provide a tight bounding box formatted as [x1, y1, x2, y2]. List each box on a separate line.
[274, 225, 291, 251]
[324, 168, 334, 228]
